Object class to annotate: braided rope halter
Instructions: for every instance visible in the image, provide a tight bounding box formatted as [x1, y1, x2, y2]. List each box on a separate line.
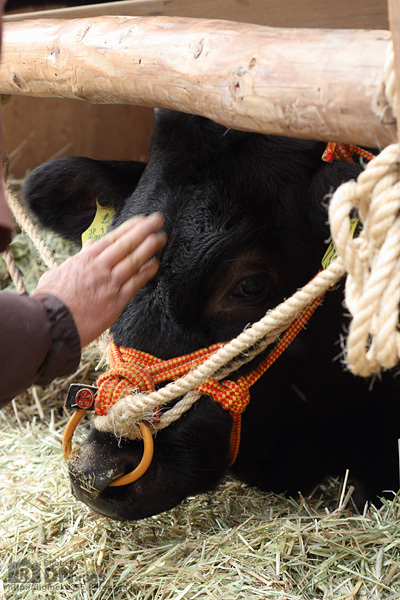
[63, 143, 374, 486]
[95, 293, 323, 466]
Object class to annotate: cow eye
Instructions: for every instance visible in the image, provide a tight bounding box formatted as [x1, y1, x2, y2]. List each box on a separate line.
[231, 273, 270, 300]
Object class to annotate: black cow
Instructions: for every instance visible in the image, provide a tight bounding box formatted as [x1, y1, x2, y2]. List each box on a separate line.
[23, 110, 400, 520]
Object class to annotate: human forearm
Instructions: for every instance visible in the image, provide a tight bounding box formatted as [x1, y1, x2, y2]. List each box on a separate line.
[0, 292, 80, 406]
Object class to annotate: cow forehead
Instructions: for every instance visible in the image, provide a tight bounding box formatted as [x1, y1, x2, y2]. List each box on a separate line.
[132, 153, 299, 231]
[120, 170, 277, 245]
[152, 111, 323, 174]
[118, 112, 325, 252]
[114, 112, 325, 229]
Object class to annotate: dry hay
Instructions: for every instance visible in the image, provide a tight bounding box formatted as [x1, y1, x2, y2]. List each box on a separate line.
[1, 182, 400, 600]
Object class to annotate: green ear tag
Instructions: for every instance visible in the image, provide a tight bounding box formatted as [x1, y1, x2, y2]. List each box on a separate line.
[81, 200, 116, 246]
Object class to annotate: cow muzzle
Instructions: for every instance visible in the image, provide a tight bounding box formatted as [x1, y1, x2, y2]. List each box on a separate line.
[63, 410, 154, 487]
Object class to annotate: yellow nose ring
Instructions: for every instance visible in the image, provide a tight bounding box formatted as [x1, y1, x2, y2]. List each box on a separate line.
[62, 409, 154, 487]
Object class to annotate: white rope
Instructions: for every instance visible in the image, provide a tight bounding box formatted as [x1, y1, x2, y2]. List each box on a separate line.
[3, 184, 57, 292]
[1, 247, 26, 294]
[329, 144, 400, 375]
[327, 39, 400, 376]
[5, 185, 58, 271]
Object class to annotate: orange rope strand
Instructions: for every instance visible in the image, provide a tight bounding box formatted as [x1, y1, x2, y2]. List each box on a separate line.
[322, 142, 374, 164]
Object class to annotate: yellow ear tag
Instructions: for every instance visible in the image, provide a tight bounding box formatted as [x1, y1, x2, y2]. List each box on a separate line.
[321, 217, 358, 269]
[81, 200, 116, 246]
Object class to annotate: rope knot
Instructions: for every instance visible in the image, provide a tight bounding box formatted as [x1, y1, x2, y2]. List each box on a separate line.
[95, 345, 157, 415]
[198, 378, 251, 414]
[196, 377, 252, 466]
[93, 296, 323, 466]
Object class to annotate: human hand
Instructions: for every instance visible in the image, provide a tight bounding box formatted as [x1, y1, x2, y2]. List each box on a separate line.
[33, 213, 167, 347]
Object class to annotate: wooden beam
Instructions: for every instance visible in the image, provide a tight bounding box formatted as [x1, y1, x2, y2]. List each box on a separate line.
[0, 16, 396, 147]
[4, 0, 389, 30]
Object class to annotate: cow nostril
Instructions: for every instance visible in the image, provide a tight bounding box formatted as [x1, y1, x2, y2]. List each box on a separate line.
[68, 452, 129, 498]
[67, 423, 154, 494]
[107, 422, 154, 487]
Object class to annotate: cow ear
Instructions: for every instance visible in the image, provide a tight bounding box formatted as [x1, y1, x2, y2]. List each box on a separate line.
[22, 157, 147, 245]
[307, 160, 363, 239]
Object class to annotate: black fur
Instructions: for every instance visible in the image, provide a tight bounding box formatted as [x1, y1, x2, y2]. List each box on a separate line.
[23, 110, 399, 521]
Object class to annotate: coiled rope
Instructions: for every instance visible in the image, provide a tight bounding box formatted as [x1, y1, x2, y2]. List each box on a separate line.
[329, 144, 400, 376]
[327, 41, 400, 376]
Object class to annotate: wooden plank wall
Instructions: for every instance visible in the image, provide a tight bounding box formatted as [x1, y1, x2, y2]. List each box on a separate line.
[4, 0, 390, 29]
[3, 98, 154, 178]
[2, 0, 390, 177]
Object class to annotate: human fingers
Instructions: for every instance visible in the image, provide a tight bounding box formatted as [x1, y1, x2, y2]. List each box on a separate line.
[81, 215, 145, 255]
[111, 231, 167, 286]
[117, 258, 160, 303]
[102, 212, 165, 270]
[83, 213, 164, 266]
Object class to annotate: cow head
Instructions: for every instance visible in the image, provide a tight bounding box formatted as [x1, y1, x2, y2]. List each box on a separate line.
[23, 110, 364, 520]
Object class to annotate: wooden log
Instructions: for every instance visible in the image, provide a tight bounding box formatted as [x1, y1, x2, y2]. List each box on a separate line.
[0, 16, 396, 147]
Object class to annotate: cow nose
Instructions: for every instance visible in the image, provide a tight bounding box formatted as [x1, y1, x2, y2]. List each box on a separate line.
[66, 429, 145, 499]
[68, 449, 128, 498]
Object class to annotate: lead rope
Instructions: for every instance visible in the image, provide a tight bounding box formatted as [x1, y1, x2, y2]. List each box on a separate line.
[2, 247, 26, 294]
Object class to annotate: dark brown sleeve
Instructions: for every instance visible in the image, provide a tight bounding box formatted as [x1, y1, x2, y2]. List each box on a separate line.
[0, 292, 81, 407]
